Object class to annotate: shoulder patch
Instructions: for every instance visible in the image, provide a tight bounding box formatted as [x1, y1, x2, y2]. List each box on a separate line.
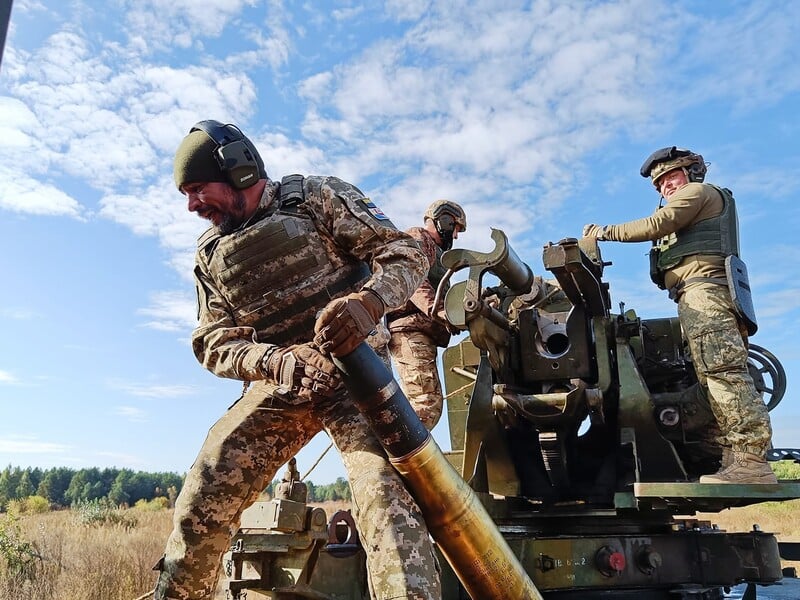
[359, 198, 390, 221]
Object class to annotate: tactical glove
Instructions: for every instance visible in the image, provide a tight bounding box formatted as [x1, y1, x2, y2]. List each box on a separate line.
[264, 343, 342, 402]
[582, 224, 608, 240]
[314, 289, 385, 357]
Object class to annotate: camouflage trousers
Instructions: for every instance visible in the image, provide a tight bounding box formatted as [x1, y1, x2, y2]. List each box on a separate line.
[154, 382, 441, 600]
[388, 331, 443, 430]
[678, 283, 772, 455]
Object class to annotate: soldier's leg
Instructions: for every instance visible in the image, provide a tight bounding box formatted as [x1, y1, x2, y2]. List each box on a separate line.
[680, 285, 776, 483]
[679, 285, 772, 453]
[154, 383, 319, 600]
[388, 331, 443, 430]
[320, 396, 441, 600]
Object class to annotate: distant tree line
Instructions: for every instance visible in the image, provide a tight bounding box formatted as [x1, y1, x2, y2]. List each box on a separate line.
[0, 465, 183, 510]
[266, 476, 352, 503]
[0, 465, 352, 511]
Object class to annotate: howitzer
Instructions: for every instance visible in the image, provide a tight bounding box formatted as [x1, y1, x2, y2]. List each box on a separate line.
[437, 230, 800, 598]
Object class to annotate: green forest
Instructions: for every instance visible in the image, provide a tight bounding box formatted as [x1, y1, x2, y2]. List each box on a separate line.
[0, 465, 352, 512]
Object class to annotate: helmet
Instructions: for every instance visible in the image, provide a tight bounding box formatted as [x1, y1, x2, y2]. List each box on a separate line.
[424, 200, 467, 251]
[639, 146, 706, 189]
[425, 199, 467, 231]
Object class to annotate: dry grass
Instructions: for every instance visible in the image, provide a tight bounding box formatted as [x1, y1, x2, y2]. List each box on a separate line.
[697, 499, 800, 572]
[0, 501, 351, 600]
[1, 508, 171, 600]
[1, 500, 797, 599]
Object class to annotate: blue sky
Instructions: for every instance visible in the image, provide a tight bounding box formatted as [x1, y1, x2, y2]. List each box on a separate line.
[1, 0, 798, 484]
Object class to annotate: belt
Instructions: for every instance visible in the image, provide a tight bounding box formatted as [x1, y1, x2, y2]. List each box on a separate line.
[668, 276, 727, 301]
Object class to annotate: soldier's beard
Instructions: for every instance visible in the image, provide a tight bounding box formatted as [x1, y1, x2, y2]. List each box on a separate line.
[215, 190, 248, 235]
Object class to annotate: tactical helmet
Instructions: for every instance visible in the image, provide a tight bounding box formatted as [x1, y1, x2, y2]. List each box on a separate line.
[424, 199, 467, 251]
[640, 146, 706, 189]
[425, 200, 467, 231]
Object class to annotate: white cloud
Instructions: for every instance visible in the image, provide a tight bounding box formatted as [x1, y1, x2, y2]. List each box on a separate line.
[108, 380, 197, 398]
[100, 180, 204, 251]
[121, 0, 261, 51]
[295, 0, 679, 232]
[0, 370, 18, 384]
[0, 167, 84, 217]
[137, 290, 198, 331]
[115, 405, 147, 423]
[690, 3, 800, 111]
[0, 436, 69, 454]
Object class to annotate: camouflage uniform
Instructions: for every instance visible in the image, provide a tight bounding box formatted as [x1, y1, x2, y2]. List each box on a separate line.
[156, 177, 441, 600]
[602, 182, 772, 455]
[387, 227, 451, 430]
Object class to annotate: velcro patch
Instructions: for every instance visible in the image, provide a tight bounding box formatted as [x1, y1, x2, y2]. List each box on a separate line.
[360, 198, 389, 220]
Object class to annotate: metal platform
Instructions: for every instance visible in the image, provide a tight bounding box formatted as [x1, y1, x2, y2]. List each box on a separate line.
[614, 481, 800, 512]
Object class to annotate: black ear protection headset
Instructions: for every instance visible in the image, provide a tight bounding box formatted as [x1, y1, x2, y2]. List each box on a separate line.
[434, 213, 457, 251]
[190, 120, 263, 190]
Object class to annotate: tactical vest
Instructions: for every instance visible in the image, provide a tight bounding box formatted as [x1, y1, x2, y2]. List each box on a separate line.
[654, 185, 740, 272]
[198, 175, 370, 346]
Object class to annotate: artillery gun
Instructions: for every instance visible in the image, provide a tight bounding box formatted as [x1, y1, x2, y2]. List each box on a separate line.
[436, 231, 799, 599]
[214, 231, 800, 599]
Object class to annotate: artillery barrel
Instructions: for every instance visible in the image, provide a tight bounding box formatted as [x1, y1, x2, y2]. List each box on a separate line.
[334, 343, 542, 600]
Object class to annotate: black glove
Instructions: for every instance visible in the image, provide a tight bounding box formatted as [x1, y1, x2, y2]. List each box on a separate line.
[265, 343, 342, 402]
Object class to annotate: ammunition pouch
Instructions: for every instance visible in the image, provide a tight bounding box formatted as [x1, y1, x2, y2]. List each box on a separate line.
[725, 254, 758, 336]
[649, 246, 666, 289]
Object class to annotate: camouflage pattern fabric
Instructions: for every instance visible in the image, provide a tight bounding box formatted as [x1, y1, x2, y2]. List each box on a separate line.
[156, 175, 438, 599]
[678, 283, 772, 455]
[388, 331, 443, 430]
[154, 382, 441, 600]
[191, 177, 428, 381]
[387, 227, 450, 348]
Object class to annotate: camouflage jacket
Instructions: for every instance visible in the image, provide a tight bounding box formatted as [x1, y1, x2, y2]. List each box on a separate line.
[191, 176, 428, 381]
[386, 226, 451, 347]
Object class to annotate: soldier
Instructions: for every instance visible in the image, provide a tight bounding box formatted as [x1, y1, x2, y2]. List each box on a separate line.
[153, 120, 441, 600]
[387, 200, 466, 430]
[583, 146, 776, 485]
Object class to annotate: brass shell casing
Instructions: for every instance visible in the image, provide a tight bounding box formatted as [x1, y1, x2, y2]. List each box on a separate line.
[391, 435, 542, 600]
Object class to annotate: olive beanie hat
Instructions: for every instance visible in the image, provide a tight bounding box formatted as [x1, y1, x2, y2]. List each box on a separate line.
[173, 130, 228, 189]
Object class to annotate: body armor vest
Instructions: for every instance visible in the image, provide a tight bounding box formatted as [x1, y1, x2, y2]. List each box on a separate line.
[655, 185, 739, 272]
[198, 176, 370, 346]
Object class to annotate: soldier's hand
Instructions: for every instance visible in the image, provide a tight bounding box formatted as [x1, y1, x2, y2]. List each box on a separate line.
[433, 307, 460, 335]
[314, 289, 385, 357]
[264, 343, 342, 402]
[582, 224, 607, 240]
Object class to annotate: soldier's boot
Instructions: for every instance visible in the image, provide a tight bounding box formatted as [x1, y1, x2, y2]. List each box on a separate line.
[699, 450, 778, 484]
[720, 446, 733, 470]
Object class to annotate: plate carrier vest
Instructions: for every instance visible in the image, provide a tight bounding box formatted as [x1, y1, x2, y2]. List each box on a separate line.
[197, 175, 370, 346]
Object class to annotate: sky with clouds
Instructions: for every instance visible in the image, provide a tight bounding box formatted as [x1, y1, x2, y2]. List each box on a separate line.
[1, 0, 799, 484]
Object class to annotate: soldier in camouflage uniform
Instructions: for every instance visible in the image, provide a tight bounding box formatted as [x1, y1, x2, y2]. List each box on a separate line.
[583, 147, 776, 485]
[153, 120, 442, 600]
[387, 200, 466, 430]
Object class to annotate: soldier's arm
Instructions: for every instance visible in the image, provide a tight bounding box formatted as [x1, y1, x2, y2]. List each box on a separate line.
[190, 254, 275, 381]
[605, 184, 706, 242]
[405, 227, 440, 316]
[311, 177, 429, 309]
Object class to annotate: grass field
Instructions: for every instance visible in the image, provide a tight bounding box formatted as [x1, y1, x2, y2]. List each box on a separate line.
[0, 498, 798, 600]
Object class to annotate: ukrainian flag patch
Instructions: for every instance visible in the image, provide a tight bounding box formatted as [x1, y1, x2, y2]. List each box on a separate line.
[360, 198, 389, 220]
